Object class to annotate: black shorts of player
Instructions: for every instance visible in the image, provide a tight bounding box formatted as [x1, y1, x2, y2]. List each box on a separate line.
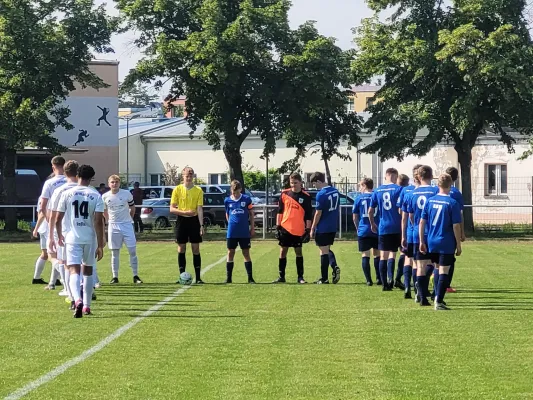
[430, 253, 455, 266]
[227, 238, 251, 250]
[413, 245, 433, 261]
[402, 243, 415, 258]
[175, 216, 203, 244]
[315, 232, 336, 247]
[358, 236, 378, 252]
[278, 228, 303, 248]
[378, 233, 401, 252]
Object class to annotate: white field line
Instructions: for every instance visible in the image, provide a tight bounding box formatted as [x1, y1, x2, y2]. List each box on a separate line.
[4, 255, 227, 400]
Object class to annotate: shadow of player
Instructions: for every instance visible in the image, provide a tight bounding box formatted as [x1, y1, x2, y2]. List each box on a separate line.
[73, 129, 89, 146]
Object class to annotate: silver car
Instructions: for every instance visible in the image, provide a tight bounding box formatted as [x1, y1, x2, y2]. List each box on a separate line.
[140, 199, 175, 229]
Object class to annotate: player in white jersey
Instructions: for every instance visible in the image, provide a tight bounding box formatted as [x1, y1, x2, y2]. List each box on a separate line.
[48, 160, 79, 305]
[102, 175, 143, 284]
[32, 197, 49, 284]
[56, 165, 105, 318]
[39, 156, 67, 289]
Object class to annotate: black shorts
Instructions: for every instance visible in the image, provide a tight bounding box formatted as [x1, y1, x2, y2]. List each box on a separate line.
[175, 216, 203, 244]
[378, 233, 401, 252]
[414, 245, 433, 261]
[402, 243, 415, 258]
[315, 232, 336, 247]
[227, 238, 251, 250]
[278, 229, 303, 248]
[430, 253, 455, 266]
[358, 236, 378, 252]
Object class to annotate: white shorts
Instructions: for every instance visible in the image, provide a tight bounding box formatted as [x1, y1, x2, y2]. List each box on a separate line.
[108, 223, 136, 250]
[66, 242, 97, 267]
[39, 234, 47, 250]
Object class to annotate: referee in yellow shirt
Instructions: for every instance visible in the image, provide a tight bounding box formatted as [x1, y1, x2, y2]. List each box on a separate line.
[170, 167, 205, 284]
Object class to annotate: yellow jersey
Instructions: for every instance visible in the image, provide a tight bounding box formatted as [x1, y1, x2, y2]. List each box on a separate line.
[170, 185, 204, 212]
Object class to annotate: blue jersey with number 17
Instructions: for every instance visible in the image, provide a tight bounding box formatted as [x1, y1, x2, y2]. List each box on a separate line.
[421, 194, 462, 254]
[315, 186, 340, 233]
[353, 192, 378, 238]
[370, 183, 403, 235]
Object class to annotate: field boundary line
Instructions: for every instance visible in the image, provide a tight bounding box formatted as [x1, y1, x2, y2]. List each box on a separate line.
[4, 255, 227, 400]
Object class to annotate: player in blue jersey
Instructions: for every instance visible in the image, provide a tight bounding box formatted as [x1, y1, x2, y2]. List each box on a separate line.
[394, 173, 410, 290]
[353, 178, 381, 286]
[369, 168, 403, 291]
[445, 167, 465, 293]
[310, 172, 341, 284]
[224, 180, 255, 284]
[407, 165, 438, 305]
[419, 173, 462, 310]
[399, 164, 422, 299]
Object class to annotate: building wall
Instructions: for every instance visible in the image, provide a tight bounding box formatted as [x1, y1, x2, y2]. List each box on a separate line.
[55, 60, 119, 184]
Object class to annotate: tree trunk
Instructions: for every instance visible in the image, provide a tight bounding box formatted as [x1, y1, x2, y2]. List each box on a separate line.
[223, 141, 245, 191]
[323, 158, 332, 186]
[0, 139, 18, 231]
[456, 144, 474, 234]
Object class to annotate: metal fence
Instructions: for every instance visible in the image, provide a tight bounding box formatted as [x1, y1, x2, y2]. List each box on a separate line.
[3, 203, 533, 237]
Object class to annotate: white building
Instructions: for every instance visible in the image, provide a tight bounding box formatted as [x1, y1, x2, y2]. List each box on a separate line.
[119, 117, 533, 225]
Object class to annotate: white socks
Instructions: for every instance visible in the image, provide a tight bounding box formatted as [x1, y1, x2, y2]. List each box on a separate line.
[128, 247, 139, 276]
[83, 275, 94, 308]
[69, 273, 81, 303]
[111, 249, 120, 278]
[56, 263, 66, 287]
[50, 261, 60, 284]
[34, 257, 46, 279]
[93, 261, 99, 284]
[64, 268, 73, 301]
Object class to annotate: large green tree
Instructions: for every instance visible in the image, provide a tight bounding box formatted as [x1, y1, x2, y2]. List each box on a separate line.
[0, 0, 116, 230]
[118, 82, 159, 108]
[118, 0, 292, 189]
[280, 22, 361, 185]
[353, 0, 533, 232]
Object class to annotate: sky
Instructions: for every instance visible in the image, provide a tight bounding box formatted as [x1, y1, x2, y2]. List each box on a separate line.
[95, 0, 374, 97]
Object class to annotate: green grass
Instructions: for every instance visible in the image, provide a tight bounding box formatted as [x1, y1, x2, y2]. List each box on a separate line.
[1, 241, 533, 399]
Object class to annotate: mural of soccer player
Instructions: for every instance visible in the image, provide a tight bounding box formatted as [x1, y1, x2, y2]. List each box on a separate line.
[73, 129, 89, 146]
[97, 106, 111, 127]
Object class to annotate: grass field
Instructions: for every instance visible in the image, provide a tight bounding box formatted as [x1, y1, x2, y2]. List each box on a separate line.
[1, 241, 533, 399]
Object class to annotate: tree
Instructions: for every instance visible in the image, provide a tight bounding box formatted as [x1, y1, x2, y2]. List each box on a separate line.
[118, 82, 159, 108]
[279, 22, 362, 186]
[352, 0, 533, 232]
[162, 163, 181, 186]
[242, 165, 281, 191]
[118, 0, 293, 190]
[0, 0, 116, 231]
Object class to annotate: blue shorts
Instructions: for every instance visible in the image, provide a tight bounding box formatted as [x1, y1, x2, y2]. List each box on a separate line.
[227, 238, 251, 250]
[378, 233, 401, 252]
[358, 236, 378, 252]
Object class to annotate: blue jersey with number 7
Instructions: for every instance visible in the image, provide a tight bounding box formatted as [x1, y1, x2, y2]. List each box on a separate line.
[421, 194, 462, 254]
[370, 183, 403, 235]
[315, 186, 340, 233]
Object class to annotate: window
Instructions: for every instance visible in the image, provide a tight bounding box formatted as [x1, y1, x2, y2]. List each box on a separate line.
[150, 174, 165, 186]
[164, 188, 174, 198]
[366, 97, 376, 109]
[208, 173, 228, 185]
[143, 188, 161, 199]
[304, 173, 314, 187]
[485, 164, 507, 196]
[346, 98, 355, 112]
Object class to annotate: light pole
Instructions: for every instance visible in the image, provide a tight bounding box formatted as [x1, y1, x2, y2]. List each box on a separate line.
[119, 114, 136, 186]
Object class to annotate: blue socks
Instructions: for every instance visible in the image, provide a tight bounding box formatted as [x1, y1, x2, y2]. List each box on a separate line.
[437, 273, 450, 303]
[374, 257, 381, 282]
[403, 265, 412, 290]
[362, 257, 372, 283]
[396, 255, 405, 281]
[379, 260, 388, 286]
[387, 258, 395, 283]
[449, 261, 455, 286]
[433, 268, 440, 298]
[328, 250, 338, 269]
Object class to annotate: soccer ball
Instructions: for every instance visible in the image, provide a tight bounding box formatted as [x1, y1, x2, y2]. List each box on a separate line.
[179, 272, 193, 285]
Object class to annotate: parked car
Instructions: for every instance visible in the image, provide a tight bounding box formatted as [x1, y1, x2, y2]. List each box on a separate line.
[199, 184, 262, 204]
[130, 186, 175, 200]
[0, 169, 42, 220]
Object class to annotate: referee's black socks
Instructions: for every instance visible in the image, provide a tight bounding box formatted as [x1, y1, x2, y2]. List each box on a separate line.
[296, 256, 304, 279]
[278, 258, 287, 279]
[193, 254, 201, 281]
[178, 253, 186, 274]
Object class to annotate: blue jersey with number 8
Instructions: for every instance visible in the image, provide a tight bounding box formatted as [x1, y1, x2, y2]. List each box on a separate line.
[315, 186, 340, 233]
[421, 194, 462, 254]
[370, 183, 403, 235]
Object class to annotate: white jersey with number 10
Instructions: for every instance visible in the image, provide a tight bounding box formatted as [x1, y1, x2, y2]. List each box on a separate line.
[57, 186, 104, 245]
